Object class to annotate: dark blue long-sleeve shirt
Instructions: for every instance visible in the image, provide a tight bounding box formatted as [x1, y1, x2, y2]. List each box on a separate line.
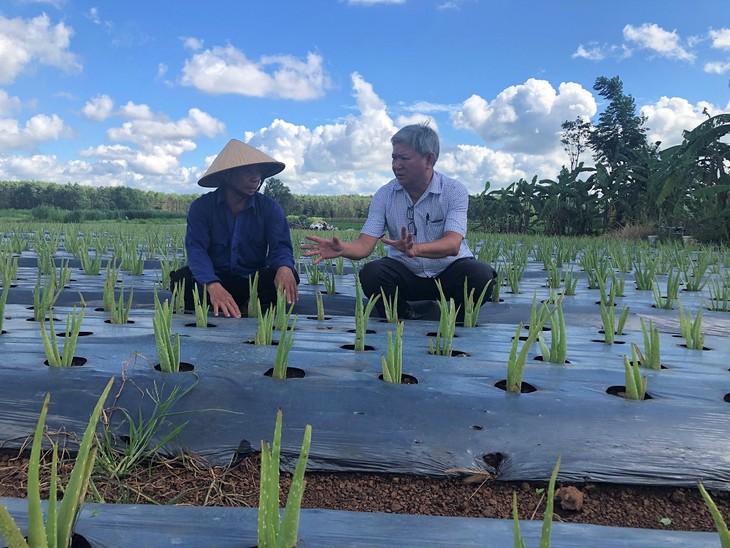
[185, 188, 296, 285]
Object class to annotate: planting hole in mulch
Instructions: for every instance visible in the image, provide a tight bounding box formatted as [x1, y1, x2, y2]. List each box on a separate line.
[264, 367, 306, 379]
[341, 344, 375, 351]
[104, 319, 135, 324]
[245, 339, 279, 346]
[307, 316, 332, 321]
[347, 328, 376, 335]
[430, 349, 470, 357]
[184, 322, 218, 328]
[482, 452, 504, 472]
[153, 362, 195, 372]
[590, 338, 626, 344]
[377, 373, 418, 384]
[724, 393, 730, 403]
[628, 359, 668, 370]
[678, 343, 712, 351]
[44, 356, 87, 367]
[534, 356, 571, 364]
[56, 331, 94, 337]
[426, 331, 460, 338]
[26, 317, 60, 322]
[494, 380, 537, 393]
[605, 386, 653, 400]
[523, 324, 551, 331]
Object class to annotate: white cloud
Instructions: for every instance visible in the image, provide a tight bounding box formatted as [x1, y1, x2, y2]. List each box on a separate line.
[241, 73, 397, 194]
[180, 45, 331, 100]
[623, 23, 695, 61]
[572, 44, 605, 61]
[0, 113, 66, 149]
[0, 13, 81, 85]
[709, 28, 730, 49]
[641, 97, 718, 147]
[0, 90, 23, 116]
[451, 78, 597, 155]
[82, 94, 115, 121]
[704, 61, 730, 74]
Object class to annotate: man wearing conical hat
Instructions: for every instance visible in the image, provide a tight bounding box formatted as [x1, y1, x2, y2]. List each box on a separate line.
[172, 139, 299, 318]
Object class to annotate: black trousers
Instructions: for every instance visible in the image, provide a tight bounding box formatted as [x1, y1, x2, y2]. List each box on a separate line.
[170, 266, 299, 314]
[358, 257, 497, 319]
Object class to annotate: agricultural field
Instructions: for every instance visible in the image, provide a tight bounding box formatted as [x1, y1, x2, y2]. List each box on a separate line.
[1, 222, 729, 546]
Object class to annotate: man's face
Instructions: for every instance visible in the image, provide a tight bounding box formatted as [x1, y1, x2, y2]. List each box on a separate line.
[228, 166, 262, 196]
[391, 143, 433, 189]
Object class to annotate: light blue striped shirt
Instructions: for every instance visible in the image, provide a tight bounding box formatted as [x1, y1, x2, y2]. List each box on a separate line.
[361, 171, 474, 277]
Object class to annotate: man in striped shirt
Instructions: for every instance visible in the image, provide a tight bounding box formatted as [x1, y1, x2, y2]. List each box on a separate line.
[303, 124, 496, 320]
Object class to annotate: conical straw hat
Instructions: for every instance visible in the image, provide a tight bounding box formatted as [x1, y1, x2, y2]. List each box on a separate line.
[197, 139, 285, 188]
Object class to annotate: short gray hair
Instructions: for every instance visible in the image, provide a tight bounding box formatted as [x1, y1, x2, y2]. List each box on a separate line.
[391, 123, 440, 162]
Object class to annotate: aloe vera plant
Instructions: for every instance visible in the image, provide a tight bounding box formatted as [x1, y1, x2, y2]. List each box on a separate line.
[353, 275, 379, 351]
[462, 278, 490, 328]
[623, 352, 647, 400]
[678, 303, 705, 350]
[506, 316, 547, 394]
[380, 287, 399, 324]
[0, 377, 114, 548]
[637, 318, 661, 369]
[272, 316, 297, 380]
[698, 481, 730, 547]
[153, 289, 181, 372]
[538, 299, 567, 364]
[429, 281, 458, 356]
[314, 290, 326, 321]
[381, 321, 405, 383]
[109, 282, 133, 324]
[40, 306, 85, 367]
[322, 266, 336, 295]
[512, 456, 561, 548]
[192, 282, 209, 327]
[273, 288, 295, 332]
[705, 278, 730, 312]
[247, 271, 260, 318]
[102, 260, 121, 313]
[255, 302, 275, 346]
[599, 302, 629, 344]
[258, 409, 311, 548]
[33, 273, 61, 321]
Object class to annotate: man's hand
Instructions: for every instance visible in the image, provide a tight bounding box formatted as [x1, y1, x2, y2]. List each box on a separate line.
[275, 266, 299, 305]
[206, 282, 241, 318]
[381, 225, 417, 257]
[302, 235, 344, 265]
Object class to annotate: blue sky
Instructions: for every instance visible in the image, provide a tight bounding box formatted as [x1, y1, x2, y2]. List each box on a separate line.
[0, 0, 728, 196]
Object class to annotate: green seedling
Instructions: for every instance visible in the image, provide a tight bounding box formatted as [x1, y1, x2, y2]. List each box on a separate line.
[109, 282, 133, 324]
[462, 278, 490, 328]
[322, 266, 337, 295]
[304, 262, 321, 286]
[273, 288, 295, 332]
[255, 302, 275, 346]
[33, 273, 61, 321]
[153, 289, 181, 373]
[698, 481, 730, 547]
[512, 456, 561, 548]
[538, 298, 567, 364]
[681, 252, 711, 292]
[633, 254, 658, 291]
[191, 282, 209, 327]
[506, 263, 524, 294]
[79, 248, 103, 276]
[599, 302, 629, 344]
[704, 278, 730, 312]
[247, 271, 260, 318]
[429, 281, 459, 356]
[353, 275, 379, 351]
[506, 316, 547, 394]
[623, 350, 647, 400]
[258, 409, 311, 548]
[0, 377, 114, 548]
[380, 287, 399, 324]
[491, 270, 503, 303]
[637, 318, 661, 370]
[40, 306, 85, 367]
[315, 290, 326, 321]
[272, 316, 297, 379]
[678, 303, 705, 350]
[381, 321, 405, 384]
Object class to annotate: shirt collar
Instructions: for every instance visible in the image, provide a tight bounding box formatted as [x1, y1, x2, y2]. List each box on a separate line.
[214, 186, 259, 213]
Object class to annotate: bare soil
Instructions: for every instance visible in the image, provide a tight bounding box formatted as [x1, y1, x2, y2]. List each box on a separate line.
[1, 449, 728, 533]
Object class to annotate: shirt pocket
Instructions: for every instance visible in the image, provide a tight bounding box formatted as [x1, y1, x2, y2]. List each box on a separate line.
[425, 212, 446, 240]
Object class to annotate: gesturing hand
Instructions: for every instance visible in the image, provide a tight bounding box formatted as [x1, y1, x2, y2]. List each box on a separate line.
[381, 225, 416, 257]
[302, 235, 344, 265]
